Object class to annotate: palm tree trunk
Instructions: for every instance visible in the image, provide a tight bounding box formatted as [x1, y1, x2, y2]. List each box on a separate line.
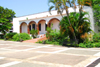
[66, 10, 78, 45]
[59, 12, 63, 18]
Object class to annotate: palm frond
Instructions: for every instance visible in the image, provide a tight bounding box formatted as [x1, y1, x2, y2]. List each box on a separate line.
[49, 6, 54, 15]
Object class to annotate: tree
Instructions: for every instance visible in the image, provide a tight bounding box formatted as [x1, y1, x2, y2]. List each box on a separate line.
[48, 0, 92, 43]
[60, 12, 91, 43]
[48, 0, 64, 17]
[91, 0, 100, 26]
[0, 6, 15, 35]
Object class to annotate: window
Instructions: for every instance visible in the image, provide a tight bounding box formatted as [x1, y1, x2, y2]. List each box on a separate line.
[29, 25, 31, 31]
[39, 24, 41, 31]
[45, 23, 47, 31]
[32, 24, 35, 30]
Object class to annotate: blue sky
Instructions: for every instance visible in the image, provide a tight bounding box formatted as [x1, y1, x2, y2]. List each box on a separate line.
[0, 0, 49, 17]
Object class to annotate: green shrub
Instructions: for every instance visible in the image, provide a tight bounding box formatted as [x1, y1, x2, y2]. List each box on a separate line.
[95, 42, 100, 47]
[46, 26, 60, 41]
[79, 42, 100, 48]
[30, 29, 38, 38]
[37, 40, 43, 43]
[93, 33, 100, 42]
[60, 12, 91, 43]
[0, 34, 4, 39]
[5, 32, 17, 40]
[13, 33, 31, 41]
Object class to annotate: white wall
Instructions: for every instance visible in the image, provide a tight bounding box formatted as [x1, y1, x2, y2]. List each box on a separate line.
[13, 18, 20, 33]
[39, 21, 46, 34]
[51, 20, 60, 30]
[22, 23, 27, 33]
[13, 6, 96, 34]
[83, 6, 98, 33]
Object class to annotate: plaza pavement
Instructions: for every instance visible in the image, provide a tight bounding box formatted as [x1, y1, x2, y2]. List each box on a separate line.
[0, 40, 100, 67]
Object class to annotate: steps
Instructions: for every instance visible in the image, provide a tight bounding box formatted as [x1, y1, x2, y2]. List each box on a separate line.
[23, 36, 47, 43]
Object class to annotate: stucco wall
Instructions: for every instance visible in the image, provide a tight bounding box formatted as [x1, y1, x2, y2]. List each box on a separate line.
[13, 6, 97, 34]
[22, 23, 27, 33]
[39, 21, 46, 34]
[83, 6, 96, 32]
[51, 20, 60, 30]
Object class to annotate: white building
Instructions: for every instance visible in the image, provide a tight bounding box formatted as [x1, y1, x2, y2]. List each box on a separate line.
[13, 6, 99, 35]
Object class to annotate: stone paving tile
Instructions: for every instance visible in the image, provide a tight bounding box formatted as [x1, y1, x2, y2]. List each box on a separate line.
[0, 59, 13, 65]
[0, 45, 14, 48]
[88, 48, 100, 50]
[0, 51, 44, 59]
[8, 62, 56, 67]
[61, 49, 100, 55]
[33, 54, 88, 65]
[30, 47, 64, 52]
[7, 46, 35, 50]
[0, 49, 13, 52]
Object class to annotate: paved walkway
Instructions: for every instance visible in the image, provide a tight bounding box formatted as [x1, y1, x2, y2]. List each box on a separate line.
[23, 37, 47, 43]
[0, 40, 100, 67]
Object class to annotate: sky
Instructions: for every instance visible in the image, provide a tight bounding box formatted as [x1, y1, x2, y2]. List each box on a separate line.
[0, 0, 49, 17]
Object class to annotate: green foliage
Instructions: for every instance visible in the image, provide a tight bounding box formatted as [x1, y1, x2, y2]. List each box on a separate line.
[30, 29, 38, 38]
[79, 42, 100, 48]
[79, 33, 100, 48]
[5, 32, 17, 40]
[48, 0, 92, 46]
[37, 40, 43, 43]
[46, 26, 60, 41]
[13, 33, 31, 41]
[93, 33, 100, 42]
[0, 6, 15, 35]
[91, 0, 100, 26]
[0, 34, 4, 39]
[60, 12, 91, 43]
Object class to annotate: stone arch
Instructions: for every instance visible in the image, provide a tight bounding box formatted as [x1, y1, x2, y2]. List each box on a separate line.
[48, 18, 60, 30]
[28, 21, 36, 34]
[20, 22, 27, 33]
[38, 19, 46, 34]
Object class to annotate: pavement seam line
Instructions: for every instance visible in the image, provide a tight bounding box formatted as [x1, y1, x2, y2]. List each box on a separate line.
[29, 61, 72, 67]
[74, 48, 100, 51]
[0, 57, 5, 59]
[22, 45, 53, 51]
[36, 48, 74, 54]
[0, 61, 22, 67]
[94, 52, 100, 56]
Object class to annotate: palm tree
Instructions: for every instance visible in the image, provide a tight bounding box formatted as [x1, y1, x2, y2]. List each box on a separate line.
[48, 0, 78, 43]
[48, 0, 92, 44]
[48, 0, 64, 17]
[77, 0, 92, 12]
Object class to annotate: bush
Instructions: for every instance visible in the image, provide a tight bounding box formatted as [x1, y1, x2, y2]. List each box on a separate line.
[0, 34, 4, 39]
[5, 32, 17, 40]
[79, 42, 100, 48]
[93, 33, 100, 42]
[60, 12, 91, 43]
[46, 27, 60, 41]
[30, 29, 38, 38]
[13, 33, 31, 41]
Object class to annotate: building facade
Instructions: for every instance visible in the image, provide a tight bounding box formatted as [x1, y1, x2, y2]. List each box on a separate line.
[13, 6, 98, 35]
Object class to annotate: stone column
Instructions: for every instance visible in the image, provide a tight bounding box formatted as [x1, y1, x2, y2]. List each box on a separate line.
[36, 24, 39, 34]
[27, 25, 30, 34]
[20, 26, 22, 33]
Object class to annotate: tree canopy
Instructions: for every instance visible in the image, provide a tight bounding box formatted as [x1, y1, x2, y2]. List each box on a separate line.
[0, 6, 15, 34]
[92, 0, 100, 26]
[48, 0, 92, 43]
